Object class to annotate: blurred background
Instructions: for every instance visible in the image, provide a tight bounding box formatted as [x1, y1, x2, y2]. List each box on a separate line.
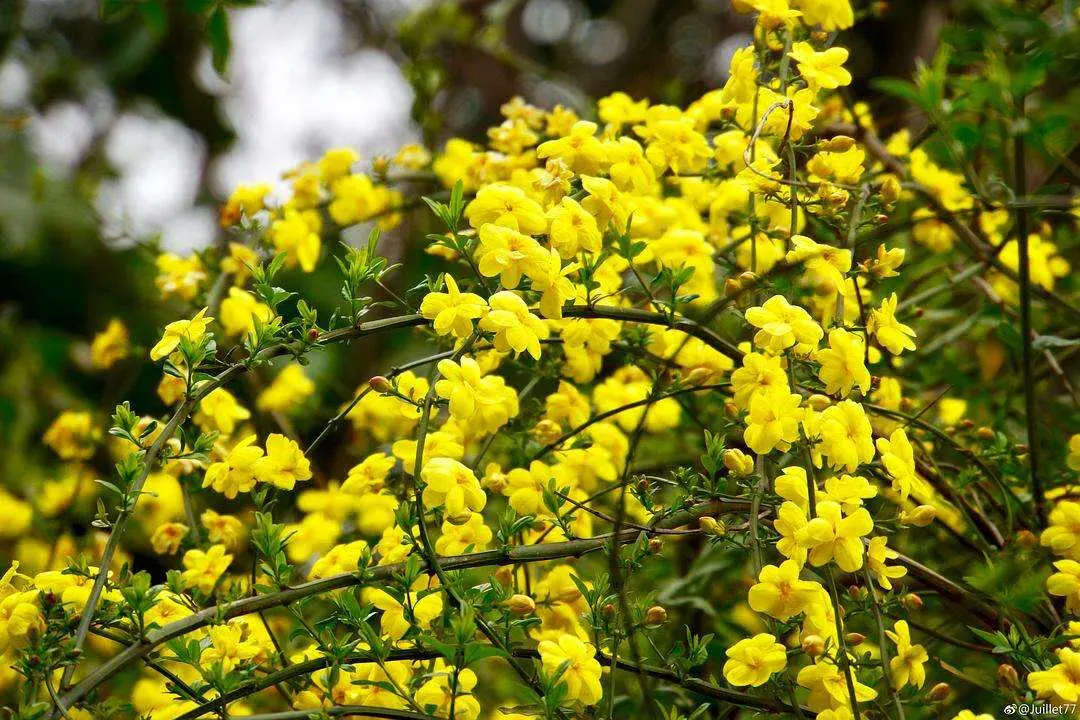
[0, 0, 948, 518]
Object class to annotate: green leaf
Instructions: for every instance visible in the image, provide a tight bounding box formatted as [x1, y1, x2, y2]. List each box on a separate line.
[206, 7, 231, 76]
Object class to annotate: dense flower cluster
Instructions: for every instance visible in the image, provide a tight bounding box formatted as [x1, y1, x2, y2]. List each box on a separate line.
[4, 1, 1079, 719]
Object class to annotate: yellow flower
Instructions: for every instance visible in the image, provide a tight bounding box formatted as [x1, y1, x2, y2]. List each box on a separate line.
[318, 146, 358, 181]
[745, 295, 823, 354]
[343, 453, 396, 495]
[1069, 434, 1080, 472]
[722, 633, 787, 687]
[865, 536, 907, 590]
[257, 364, 315, 414]
[775, 465, 814, 512]
[43, 410, 98, 461]
[364, 586, 443, 641]
[181, 545, 232, 594]
[1048, 560, 1080, 612]
[201, 509, 247, 551]
[786, 235, 852, 292]
[789, 42, 852, 89]
[270, 207, 321, 272]
[465, 182, 546, 234]
[816, 329, 870, 397]
[598, 91, 649, 126]
[89, 318, 130, 370]
[253, 433, 311, 490]
[285, 512, 342, 562]
[731, 352, 790, 409]
[797, 660, 877, 712]
[150, 308, 213, 362]
[868, 293, 916, 355]
[155, 252, 207, 300]
[221, 241, 258, 283]
[538, 634, 604, 705]
[875, 427, 917, 500]
[35, 567, 118, 609]
[220, 182, 271, 226]
[219, 287, 273, 338]
[434, 357, 519, 437]
[537, 120, 609, 176]
[194, 388, 251, 437]
[1029, 647, 1080, 703]
[748, 560, 820, 620]
[435, 512, 492, 555]
[774, 500, 809, 565]
[202, 434, 263, 499]
[801, 500, 873, 572]
[478, 291, 550, 360]
[415, 664, 481, 720]
[310, 539, 369, 579]
[203, 623, 260, 673]
[743, 388, 803, 455]
[0, 590, 42, 653]
[420, 274, 488, 339]
[150, 523, 188, 555]
[792, 0, 854, 31]
[421, 458, 486, 519]
[886, 620, 927, 689]
[818, 400, 875, 472]
[1043, 500, 1080, 560]
[476, 224, 548, 289]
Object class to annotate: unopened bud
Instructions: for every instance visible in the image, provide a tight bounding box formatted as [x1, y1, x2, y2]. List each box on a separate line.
[685, 367, 713, 386]
[1016, 530, 1038, 549]
[372, 155, 391, 176]
[873, 213, 889, 224]
[997, 663, 1020, 689]
[494, 566, 514, 587]
[807, 394, 832, 412]
[900, 593, 923, 610]
[504, 594, 536, 616]
[699, 517, 726, 536]
[644, 605, 668, 627]
[959, 419, 975, 430]
[723, 278, 743, 297]
[648, 538, 663, 553]
[723, 448, 755, 476]
[369, 375, 394, 393]
[738, 271, 758, 287]
[845, 632, 866, 646]
[602, 603, 616, 618]
[880, 174, 901, 205]
[723, 400, 739, 416]
[446, 509, 473, 525]
[847, 585, 867, 601]
[928, 682, 951, 701]
[801, 634, 826, 657]
[900, 505, 937, 527]
[820, 135, 856, 153]
[307, 327, 320, 342]
[1014, 443, 1029, 455]
[975, 426, 995, 440]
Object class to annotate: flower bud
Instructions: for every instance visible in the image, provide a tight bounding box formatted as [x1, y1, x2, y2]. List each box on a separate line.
[699, 517, 726, 536]
[801, 634, 826, 657]
[900, 593, 923, 611]
[997, 663, 1019, 689]
[648, 538, 663, 554]
[723, 278, 743, 297]
[928, 682, 951, 701]
[504, 594, 536, 616]
[723, 448, 755, 476]
[372, 155, 391, 176]
[602, 603, 616, 618]
[807, 394, 832, 412]
[845, 632, 866, 646]
[847, 585, 867, 601]
[900, 505, 937, 527]
[880, 174, 902, 205]
[644, 605, 668, 627]
[446, 509, 473, 525]
[494, 566, 514, 587]
[738, 271, 758, 286]
[820, 135, 856, 152]
[973, 426, 994, 440]
[369, 375, 394, 393]
[685, 367, 713, 386]
[306, 327, 320, 342]
[1016, 530, 1038, 549]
